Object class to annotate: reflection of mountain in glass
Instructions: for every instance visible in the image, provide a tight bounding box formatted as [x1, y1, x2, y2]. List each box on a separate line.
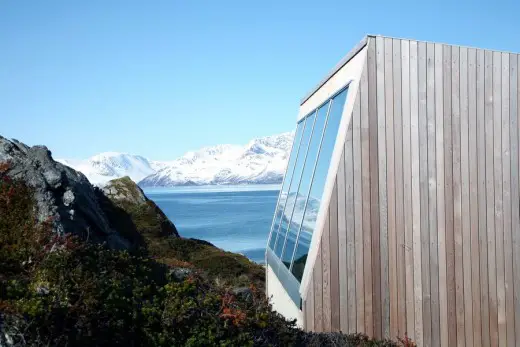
[268, 86, 348, 283]
[275, 190, 311, 258]
[268, 192, 287, 249]
[292, 89, 349, 280]
[268, 121, 305, 250]
[279, 192, 321, 233]
[274, 218, 289, 256]
[275, 190, 321, 267]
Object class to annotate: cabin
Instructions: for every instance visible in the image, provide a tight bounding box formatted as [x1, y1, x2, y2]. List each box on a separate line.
[265, 35, 520, 346]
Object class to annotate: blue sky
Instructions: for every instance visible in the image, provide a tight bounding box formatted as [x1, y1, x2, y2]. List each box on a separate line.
[1, 0, 519, 160]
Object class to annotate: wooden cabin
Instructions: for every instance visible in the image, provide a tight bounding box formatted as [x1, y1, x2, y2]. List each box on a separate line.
[265, 34, 520, 346]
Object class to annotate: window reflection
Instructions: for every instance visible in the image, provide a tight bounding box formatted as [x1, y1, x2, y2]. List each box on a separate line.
[268, 121, 305, 250]
[291, 88, 348, 281]
[280, 101, 331, 268]
[266, 84, 349, 284]
[274, 111, 316, 257]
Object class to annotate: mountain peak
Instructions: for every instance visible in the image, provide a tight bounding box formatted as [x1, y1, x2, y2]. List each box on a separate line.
[57, 152, 157, 185]
[139, 132, 294, 187]
[59, 132, 294, 187]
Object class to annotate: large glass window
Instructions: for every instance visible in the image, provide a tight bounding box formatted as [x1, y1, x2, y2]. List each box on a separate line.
[280, 101, 331, 267]
[291, 88, 348, 281]
[266, 84, 349, 288]
[267, 120, 306, 250]
[273, 111, 316, 257]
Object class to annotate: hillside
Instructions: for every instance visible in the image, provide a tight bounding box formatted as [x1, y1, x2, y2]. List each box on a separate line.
[101, 177, 265, 288]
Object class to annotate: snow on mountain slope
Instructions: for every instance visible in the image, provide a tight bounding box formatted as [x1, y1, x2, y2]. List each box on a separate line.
[57, 132, 294, 187]
[138, 132, 294, 187]
[57, 153, 157, 186]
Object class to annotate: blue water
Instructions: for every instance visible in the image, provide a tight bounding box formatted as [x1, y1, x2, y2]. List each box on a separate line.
[143, 185, 280, 263]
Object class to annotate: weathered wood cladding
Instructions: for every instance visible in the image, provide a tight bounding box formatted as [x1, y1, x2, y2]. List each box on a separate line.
[301, 36, 520, 346]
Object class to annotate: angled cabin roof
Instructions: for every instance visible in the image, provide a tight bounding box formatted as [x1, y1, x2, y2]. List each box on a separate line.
[300, 34, 520, 106]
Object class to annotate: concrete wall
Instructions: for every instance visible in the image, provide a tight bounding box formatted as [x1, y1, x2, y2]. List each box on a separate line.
[266, 264, 303, 328]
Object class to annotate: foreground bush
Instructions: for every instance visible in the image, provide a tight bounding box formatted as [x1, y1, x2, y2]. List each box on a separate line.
[0, 176, 408, 346]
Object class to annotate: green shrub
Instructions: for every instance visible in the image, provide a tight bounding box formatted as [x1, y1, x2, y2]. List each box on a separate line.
[164, 238, 265, 289]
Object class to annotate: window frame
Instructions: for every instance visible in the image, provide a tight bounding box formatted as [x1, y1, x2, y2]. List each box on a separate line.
[289, 86, 349, 276]
[273, 110, 318, 257]
[265, 81, 352, 307]
[279, 100, 333, 266]
[265, 119, 308, 251]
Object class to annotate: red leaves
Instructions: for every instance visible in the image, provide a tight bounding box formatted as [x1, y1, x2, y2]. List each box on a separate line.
[219, 292, 247, 326]
[0, 161, 10, 174]
[1, 186, 17, 205]
[0, 160, 11, 185]
[0, 182, 19, 207]
[397, 334, 417, 347]
[42, 232, 81, 254]
[220, 307, 246, 327]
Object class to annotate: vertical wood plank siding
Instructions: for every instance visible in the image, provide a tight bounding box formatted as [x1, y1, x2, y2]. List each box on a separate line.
[376, 35, 390, 339]
[361, 45, 374, 336]
[418, 42, 430, 346]
[468, 47, 483, 346]
[337, 135, 348, 333]
[330, 183, 340, 331]
[477, 48, 491, 347]
[322, 210, 331, 331]
[345, 118, 357, 333]
[300, 37, 520, 346]
[368, 38, 381, 338]
[511, 54, 520, 346]
[353, 72, 365, 333]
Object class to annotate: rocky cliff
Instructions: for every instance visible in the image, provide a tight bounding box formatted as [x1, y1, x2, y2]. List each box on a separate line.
[0, 136, 178, 250]
[98, 176, 180, 251]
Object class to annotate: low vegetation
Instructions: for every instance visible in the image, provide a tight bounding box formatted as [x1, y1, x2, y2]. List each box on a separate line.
[0, 172, 412, 346]
[98, 177, 265, 290]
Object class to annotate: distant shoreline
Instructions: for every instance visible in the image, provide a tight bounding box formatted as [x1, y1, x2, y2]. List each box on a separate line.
[142, 183, 281, 194]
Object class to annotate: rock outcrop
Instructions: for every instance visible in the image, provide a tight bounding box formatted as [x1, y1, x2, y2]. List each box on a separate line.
[0, 136, 178, 250]
[101, 176, 179, 239]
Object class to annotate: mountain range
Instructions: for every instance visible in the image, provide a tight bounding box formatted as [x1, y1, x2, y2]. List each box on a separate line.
[57, 132, 294, 187]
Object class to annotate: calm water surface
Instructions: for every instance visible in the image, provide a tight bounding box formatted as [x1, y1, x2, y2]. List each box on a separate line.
[143, 185, 280, 263]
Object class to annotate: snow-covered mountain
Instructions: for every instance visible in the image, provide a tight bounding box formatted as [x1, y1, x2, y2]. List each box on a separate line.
[139, 132, 294, 187]
[58, 132, 294, 187]
[57, 153, 159, 185]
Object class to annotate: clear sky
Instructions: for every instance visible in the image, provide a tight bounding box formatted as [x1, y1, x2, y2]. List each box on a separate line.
[1, 0, 519, 160]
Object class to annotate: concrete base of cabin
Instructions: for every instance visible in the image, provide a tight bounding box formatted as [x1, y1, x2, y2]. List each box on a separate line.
[266, 264, 303, 328]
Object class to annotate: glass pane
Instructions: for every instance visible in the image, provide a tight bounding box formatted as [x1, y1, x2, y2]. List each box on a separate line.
[291, 88, 348, 280]
[268, 120, 305, 250]
[280, 101, 330, 267]
[274, 111, 316, 257]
